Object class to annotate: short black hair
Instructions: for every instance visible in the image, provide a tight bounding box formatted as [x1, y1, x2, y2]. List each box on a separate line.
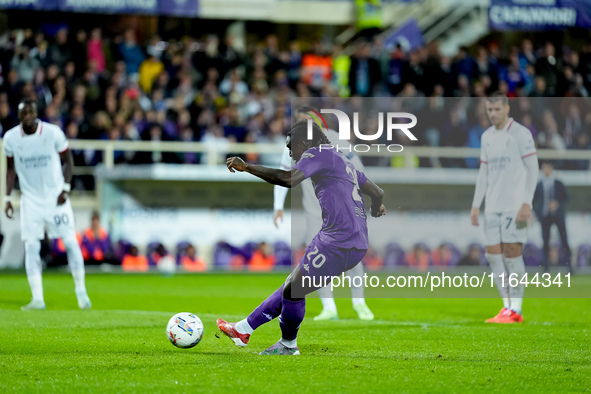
[540, 160, 554, 168]
[485, 91, 508, 106]
[18, 98, 37, 111]
[287, 120, 330, 147]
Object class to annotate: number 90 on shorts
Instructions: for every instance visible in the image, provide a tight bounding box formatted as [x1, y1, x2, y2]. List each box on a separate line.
[20, 198, 77, 242]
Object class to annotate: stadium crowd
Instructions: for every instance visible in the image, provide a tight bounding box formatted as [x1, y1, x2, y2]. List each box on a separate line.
[1, 26, 590, 182]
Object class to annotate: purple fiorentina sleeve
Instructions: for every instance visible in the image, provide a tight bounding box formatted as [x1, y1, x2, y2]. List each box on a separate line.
[293, 148, 331, 179]
[356, 169, 367, 186]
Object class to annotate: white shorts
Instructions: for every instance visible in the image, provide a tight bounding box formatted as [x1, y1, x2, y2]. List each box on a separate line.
[20, 198, 76, 242]
[484, 211, 527, 246]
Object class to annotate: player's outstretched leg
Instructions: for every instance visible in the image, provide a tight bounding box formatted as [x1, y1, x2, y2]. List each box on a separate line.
[21, 240, 46, 311]
[63, 233, 91, 309]
[348, 263, 374, 321]
[216, 284, 285, 347]
[260, 266, 312, 356]
[313, 286, 338, 321]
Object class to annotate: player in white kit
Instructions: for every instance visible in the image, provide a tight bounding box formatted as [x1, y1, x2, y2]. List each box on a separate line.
[273, 127, 374, 321]
[4, 99, 91, 310]
[471, 93, 538, 324]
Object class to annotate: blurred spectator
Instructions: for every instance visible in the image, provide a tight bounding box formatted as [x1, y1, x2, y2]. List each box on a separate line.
[72, 29, 88, 75]
[401, 50, 426, 95]
[570, 133, 591, 170]
[149, 243, 170, 266]
[431, 244, 453, 267]
[81, 211, 114, 265]
[562, 102, 583, 148]
[533, 162, 572, 272]
[499, 50, 526, 95]
[87, 28, 106, 74]
[122, 245, 148, 272]
[118, 29, 145, 76]
[349, 42, 381, 97]
[538, 110, 566, 150]
[361, 246, 383, 270]
[521, 113, 538, 140]
[139, 53, 164, 94]
[331, 44, 351, 97]
[457, 244, 483, 266]
[293, 243, 306, 268]
[405, 244, 430, 271]
[11, 46, 40, 83]
[465, 112, 489, 168]
[180, 244, 207, 272]
[355, 0, 383, 40]
[133, 123, 179, 164]
[248, 242, 276, 272]
[0, 95, 18, 134]
[301, 42, 332, 94]
[220, 68, 248, 99]
[47, 27, 71, 68]
[216, 241, 276, 271]
[519, 39, 536, 69]
[178, 127, 199, 164]
[535, 42, 561, 96]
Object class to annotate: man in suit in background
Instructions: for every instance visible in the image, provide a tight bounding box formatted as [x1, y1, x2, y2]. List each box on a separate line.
[533, 162, 572, 272]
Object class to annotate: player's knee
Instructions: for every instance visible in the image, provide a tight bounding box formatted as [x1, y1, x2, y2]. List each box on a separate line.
[282, 281, 304, 302]
[486, 244, 502, 254]
[62, 235, 81, 253]
[503, 244, 522, 258]
[24, 240, 41, 255]
[282, 282, 293, 300]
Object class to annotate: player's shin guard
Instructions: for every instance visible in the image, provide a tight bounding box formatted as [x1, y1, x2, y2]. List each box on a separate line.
[504, 256, 526, 314]
[24, 240, 44, 303]
[486, 253, 510, 309]
[246, 284, 284, 331]
[279, 298, 306, 344]
[63, 235, 87, 295]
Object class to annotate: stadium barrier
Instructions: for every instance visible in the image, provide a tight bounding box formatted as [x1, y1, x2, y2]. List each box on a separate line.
[1, 139, 590, 202]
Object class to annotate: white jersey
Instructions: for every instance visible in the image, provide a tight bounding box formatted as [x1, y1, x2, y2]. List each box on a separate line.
[480, 118, 537, 213]
[3, 120, 69, 207]
[274, 129, 365, 216]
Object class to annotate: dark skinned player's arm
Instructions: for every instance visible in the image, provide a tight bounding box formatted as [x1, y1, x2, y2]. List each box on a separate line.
[5, 157, 16, 196]
[244, 164, 306, 188]
[360, 178, 385, 216]
[59, 149, 74, 184]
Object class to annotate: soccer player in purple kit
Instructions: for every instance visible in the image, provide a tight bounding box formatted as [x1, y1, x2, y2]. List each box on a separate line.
[217, 120, 386, 355]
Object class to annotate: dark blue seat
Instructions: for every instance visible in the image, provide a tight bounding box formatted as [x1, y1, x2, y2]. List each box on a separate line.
[383, 242, 406, 268]
[523, 243, 543, 267]
[274, 241, 293, 267]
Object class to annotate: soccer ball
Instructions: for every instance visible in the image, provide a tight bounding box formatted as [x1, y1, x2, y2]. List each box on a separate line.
[158, 256, 177, 276]
[166, 312, 204, 348]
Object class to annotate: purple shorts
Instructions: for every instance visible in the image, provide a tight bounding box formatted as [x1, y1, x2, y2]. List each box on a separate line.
[298, 236, 367, 280]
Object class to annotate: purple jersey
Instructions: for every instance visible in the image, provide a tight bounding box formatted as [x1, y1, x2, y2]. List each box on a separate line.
[293, 145, 369, 250]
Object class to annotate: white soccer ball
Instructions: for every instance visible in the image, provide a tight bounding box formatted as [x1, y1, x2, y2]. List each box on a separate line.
[166, 312, 204, 348]
[158, 256, 177, 276]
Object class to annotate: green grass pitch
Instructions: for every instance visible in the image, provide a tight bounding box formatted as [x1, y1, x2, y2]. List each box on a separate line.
[0, 272, 590, 392]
